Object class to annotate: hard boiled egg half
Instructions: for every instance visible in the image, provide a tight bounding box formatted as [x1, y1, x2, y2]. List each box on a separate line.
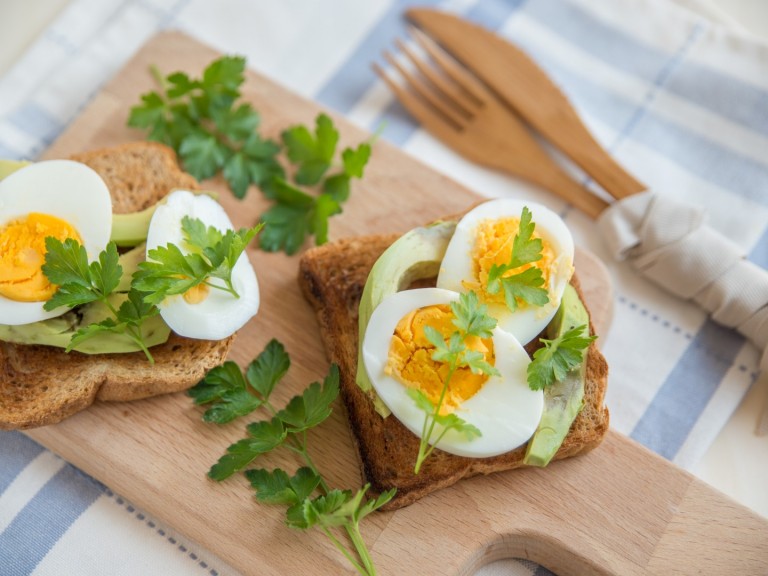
[437, 199, 574, 345]
[362, 287, 543, 458]
[0, 160, 112, 325]
[145, 190, 259, 340]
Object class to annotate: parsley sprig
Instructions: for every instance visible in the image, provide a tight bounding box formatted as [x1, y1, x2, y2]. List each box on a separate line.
[412, 291, 499, 473]
[258, 115, 372, 254]
[190, 340, 394, 576]
[134, 216, 262, 303]
[128, 57, 373, 255]
[486, 206, 550, 311]
[128, 56, 282, 197]
[42, 238, 160, 363]
[527, 324, 596, 390]
[41, 216, 262, 363]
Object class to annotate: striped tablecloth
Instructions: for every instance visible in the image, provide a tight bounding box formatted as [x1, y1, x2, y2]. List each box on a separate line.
[1, 0, 766, 574]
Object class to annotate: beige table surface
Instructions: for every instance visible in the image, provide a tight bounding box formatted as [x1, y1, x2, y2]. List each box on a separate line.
[2, 0, 767, 524]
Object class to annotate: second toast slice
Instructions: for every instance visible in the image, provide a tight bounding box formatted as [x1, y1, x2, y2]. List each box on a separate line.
[299, 232, 609, 510]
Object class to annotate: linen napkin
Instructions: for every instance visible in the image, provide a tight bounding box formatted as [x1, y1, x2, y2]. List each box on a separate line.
[1, 0, 766, 574]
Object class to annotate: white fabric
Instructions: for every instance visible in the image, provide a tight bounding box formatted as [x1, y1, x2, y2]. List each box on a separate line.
[1, 0, 767, 574]
[599, 191, 768, 369]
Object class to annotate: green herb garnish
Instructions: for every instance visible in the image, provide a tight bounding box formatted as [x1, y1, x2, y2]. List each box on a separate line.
[133, 216, 262, 303]
[190, 341, 394, 576]
[188, 338, 289, 424]
[486, 206, 550, 311]
[42, 239, 160, 363]
[128, 56, 373, 255]
[412, 291, 499, 474]
[127, 56, 282, 198]
[41, 215, 261, 363]
[527, 324, 596, 390]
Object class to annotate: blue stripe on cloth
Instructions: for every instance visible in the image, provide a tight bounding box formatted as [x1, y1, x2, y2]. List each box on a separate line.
[748, 226, 768, 268]
[630, 320, 745, 459]
[629, 113, 768, 206]
[0, 464, 103, 576]
[8, 102, 63, 145]
[525, 0, 672, 84]
[511, 34, 768, 206]
[527, 0, 768, 136]
[314, 0, 444, 114]
[0, 432, 45, 493]
[663, 61, 768, 138]
[366, 0, 530, 146]
[0, 140, 27, 160]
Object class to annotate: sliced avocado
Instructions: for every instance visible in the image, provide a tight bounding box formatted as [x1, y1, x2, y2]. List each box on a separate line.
[111, 205, 157, 247]
[523, 284, 591, 467]
[356, 220, 457, 417]
[110, 189, 220, 247]
[0, 159, 31, 180]
[0, 294, 170, 354]
[117, 243, 146, 292]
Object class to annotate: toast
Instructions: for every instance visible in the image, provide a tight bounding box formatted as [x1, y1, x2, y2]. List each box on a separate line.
[299, 232, 609, 510]
[0, 142, 234, 430]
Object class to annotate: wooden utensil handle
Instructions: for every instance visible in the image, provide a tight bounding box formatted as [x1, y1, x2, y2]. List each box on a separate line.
[549, 106, 646, 199]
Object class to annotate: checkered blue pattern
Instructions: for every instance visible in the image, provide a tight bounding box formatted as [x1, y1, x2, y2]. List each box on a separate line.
[1, 0, 766, 573]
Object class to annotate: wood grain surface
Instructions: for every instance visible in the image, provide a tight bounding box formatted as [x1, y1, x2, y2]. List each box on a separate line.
[25, 31, 768, 575]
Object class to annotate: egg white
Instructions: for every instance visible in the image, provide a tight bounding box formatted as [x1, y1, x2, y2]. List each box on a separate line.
[362, 287, 543, 458]
[0, 160, 112, 325]
[436, 199, 574, 345]
[145, 190, 259, 340]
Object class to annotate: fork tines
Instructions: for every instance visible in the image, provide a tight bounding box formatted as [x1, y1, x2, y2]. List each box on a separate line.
[373, 28, 491, 132]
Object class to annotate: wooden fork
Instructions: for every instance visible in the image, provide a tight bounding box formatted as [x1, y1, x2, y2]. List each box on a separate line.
[373, 29, 608, 219]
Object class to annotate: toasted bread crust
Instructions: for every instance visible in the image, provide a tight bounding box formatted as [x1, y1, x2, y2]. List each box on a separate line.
[299, 233, 609, 510]
[0, 143, 234, 430]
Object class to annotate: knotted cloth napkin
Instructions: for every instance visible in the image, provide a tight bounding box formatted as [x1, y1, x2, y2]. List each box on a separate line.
[599, 192, 768, 371]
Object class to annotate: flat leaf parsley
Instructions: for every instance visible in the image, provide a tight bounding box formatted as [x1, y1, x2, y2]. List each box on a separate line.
[486, 206, 550, 312]
[133, 216, 262, 303]
[412, 290, 499, 474]
[42, 238, 160, 363]
[41, 215, 262, 364]
[527, 324, 596, 390]
[190, 340, 394, 576]
[128, 56, 373, 255]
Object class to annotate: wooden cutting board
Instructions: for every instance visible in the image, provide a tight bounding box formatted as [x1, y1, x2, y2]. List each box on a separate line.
[26, 31, 767, 575]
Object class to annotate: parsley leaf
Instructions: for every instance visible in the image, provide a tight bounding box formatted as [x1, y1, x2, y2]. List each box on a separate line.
[257, 178, 341, 255]
[527, 324, 597, 390]
[276, 365, 339, 433]
[209, 417, 287, 481]
[245, 338, 291, 399]
[412, 291, 499, 473]
[134, 216, 262, 304]
[128, 56, 281, 199]
[130, 56, 374, 253]
[449, 290, 496, 339]
[41, 239, 160, 363]
[189, 339, 289, 424]
[195, 341, 390, 575]
[282, 113, 339, 186]
[246, 467, 321, 506]
[486, 206, 550, 311]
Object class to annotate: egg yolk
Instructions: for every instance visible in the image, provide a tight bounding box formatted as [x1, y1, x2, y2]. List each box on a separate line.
[0, 213, 82, 302]
[386, 303, 495, 414]
[464, 217, 555, 307]
[183, 282, 210, 304]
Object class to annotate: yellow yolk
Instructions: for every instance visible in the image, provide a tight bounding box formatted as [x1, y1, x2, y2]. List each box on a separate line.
[464, 217, 555, 307]
[386, 304, 495, 413]
[0, 213, 82, 302]
[183, 282, 210, 304]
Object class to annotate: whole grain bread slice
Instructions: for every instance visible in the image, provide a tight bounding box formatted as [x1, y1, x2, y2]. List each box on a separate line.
[298, 233, 609, 510]
[0, 142, 234, 430]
